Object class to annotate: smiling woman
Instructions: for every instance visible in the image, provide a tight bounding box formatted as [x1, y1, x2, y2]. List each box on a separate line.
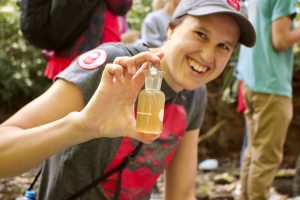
[162, 13, 241, 91]
[0, 0, 255, 199]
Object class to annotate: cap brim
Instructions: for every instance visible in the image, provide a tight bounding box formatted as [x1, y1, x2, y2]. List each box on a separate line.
[186, 7, 256, 47]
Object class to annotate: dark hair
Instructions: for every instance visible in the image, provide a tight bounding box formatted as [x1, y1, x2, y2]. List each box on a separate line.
[169, 15, 187, 29]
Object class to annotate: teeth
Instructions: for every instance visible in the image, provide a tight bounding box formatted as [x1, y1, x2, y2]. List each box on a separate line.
[190, 59, 208, 73]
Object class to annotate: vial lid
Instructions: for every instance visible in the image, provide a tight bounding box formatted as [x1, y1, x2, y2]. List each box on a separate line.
[144, 69, 164, 90]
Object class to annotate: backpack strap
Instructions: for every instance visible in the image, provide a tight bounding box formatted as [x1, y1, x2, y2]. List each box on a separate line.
[66, 142, 144, 200]
[28, 167, 42, 191]
[27, 142, 143, 200]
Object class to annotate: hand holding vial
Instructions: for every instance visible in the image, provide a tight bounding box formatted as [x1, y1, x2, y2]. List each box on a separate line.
[82, 51, 165, 144]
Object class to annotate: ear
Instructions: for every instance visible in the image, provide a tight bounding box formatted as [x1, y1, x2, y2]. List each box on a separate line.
[167, 25, 175, 40]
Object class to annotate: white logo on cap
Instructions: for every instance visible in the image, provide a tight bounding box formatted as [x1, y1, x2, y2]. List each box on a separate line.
[78, 49, 107, 70]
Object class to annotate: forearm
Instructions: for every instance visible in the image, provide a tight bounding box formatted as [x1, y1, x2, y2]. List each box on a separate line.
[276, 26, 300, 51]
[272, 16, 300, 51]
[164, 170, 197, 200]
[289, 25, 300, 47]
[0, 112, 89, 178]
[164, 179, 196, 200]
[164, 130, 199, 200]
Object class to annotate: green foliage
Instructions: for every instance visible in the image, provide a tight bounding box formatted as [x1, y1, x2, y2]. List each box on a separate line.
[294, 51, 300, 69]
[127, 0, 152, 30]
[0, 1, 51, 121]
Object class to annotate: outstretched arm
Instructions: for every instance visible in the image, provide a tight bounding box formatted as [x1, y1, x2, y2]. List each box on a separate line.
[0, 51, 163, 178]
[164, 129, 199, 200]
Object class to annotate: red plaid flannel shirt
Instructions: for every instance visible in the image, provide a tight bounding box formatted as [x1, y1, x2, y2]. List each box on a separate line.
[55, 0, 132, 58]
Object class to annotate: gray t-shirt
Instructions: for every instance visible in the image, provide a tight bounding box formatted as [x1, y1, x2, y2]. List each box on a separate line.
[38, 42, 207, 200]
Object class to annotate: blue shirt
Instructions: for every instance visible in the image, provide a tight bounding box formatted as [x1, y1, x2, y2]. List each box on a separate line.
[237, 0, 297, 97]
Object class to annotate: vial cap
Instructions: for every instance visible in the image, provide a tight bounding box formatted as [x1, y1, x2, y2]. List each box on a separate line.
[144, 70, 165, 90]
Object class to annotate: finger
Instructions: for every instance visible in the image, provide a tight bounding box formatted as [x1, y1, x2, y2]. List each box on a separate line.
[103, 63, 125, 83]
[132, 62, 149, 86]
[154, 51, 164, 61]
[133, 51, 164, 82]
[113, 56, 136, 74]
[113, 51, 162, 75]
[132, 51, 164, 86]
[135, 51, 164, 75]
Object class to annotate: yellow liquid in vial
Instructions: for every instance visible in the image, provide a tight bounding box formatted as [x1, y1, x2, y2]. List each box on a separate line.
[136, 90, 165, 135]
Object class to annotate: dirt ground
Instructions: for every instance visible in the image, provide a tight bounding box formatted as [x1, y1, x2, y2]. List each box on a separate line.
[0, 166, 40, 200]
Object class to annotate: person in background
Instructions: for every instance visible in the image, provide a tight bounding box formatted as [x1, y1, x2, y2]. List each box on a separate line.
[141, 0, 180, 48]
[294, 155, 300, 198]
[44, 0, 132, 79]
[151, 0, 167, 11]
[0, 0, 255, 199]
[237, 80, 247, 167]
[236, 0, 300, 199]
[118, 15, 140, 44]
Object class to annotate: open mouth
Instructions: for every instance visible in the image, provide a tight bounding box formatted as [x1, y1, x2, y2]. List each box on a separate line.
[188, 58, 209, 73]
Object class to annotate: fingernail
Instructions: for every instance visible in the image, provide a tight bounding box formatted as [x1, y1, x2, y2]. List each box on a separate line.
[130, 67, 136, 74]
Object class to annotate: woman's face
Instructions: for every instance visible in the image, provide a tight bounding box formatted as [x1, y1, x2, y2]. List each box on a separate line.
[161, 13, 240, 92]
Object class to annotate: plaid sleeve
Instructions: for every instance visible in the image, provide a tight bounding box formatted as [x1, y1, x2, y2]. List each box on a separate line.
[105, 0, 132, 15]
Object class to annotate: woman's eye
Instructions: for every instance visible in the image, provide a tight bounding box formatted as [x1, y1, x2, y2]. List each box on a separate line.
[218, 43, 230, 51]
[196, 32, 207, 40]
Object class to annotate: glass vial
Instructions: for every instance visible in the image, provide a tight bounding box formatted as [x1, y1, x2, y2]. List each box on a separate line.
[136, 69, 165, 137]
